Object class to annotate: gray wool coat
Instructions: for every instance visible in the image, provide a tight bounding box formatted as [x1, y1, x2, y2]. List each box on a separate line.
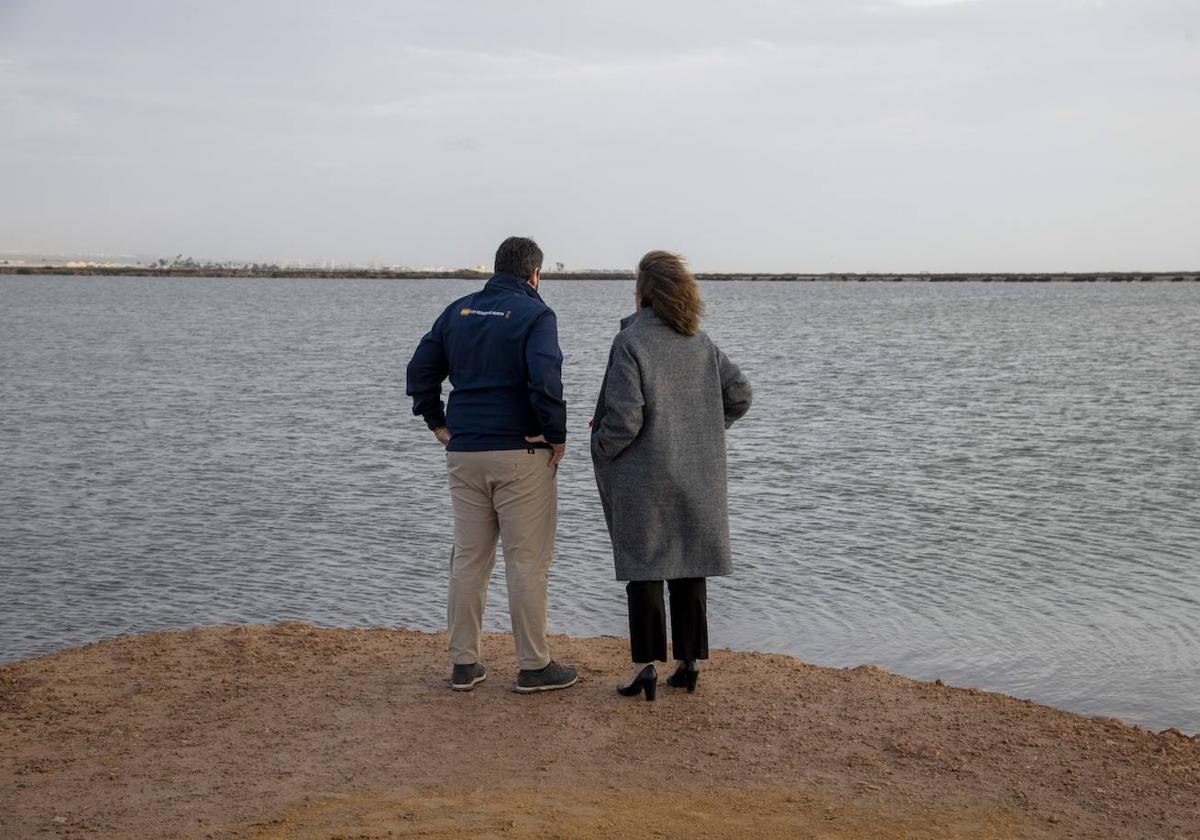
[590, 308, 752, 581]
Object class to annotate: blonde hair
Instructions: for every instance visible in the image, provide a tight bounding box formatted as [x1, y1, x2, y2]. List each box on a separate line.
[636, 250, 705, 336]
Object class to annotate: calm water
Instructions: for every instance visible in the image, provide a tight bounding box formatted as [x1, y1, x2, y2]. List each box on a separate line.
[1, 276, 1198, 732]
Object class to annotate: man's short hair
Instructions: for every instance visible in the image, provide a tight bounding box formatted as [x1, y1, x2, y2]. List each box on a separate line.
[494, 236, 543, 279]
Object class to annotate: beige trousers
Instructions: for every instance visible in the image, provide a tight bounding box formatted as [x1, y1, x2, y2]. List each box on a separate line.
[446, 449, 557, 671]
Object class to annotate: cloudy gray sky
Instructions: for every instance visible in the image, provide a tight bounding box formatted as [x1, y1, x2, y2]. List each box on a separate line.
[1, 1, 1196, 271]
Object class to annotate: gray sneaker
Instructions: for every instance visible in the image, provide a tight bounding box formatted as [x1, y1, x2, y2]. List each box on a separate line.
[513, 660, 578, 693]
[451, 662, 487, 691]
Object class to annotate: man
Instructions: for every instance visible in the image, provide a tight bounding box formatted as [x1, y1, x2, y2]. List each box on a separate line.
[406, 236, 578, 693]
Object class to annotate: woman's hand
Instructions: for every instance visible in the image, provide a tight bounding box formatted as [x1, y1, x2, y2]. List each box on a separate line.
[525, 434, 566, 468]
[433, 426, 451, 447]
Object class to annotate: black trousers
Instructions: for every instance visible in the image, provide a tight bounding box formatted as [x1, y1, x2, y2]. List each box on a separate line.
[626, 577, 708, 663]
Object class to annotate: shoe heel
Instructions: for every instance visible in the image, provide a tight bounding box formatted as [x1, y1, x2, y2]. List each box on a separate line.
[617, 665, 657, 699]
[685, 670, 698, 693]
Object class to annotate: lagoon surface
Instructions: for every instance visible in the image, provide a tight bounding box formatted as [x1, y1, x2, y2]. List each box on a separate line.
[1, 275, 1197, 732]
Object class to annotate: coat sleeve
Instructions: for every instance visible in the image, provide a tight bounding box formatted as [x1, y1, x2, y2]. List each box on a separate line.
[524, 309, 567, 444]
[717, 346, 752, 429]
[591, 338, 644, 464]
[405, 307, 450, 430]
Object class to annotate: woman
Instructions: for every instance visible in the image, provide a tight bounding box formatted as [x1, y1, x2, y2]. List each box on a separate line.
[590, 250, 752, 701]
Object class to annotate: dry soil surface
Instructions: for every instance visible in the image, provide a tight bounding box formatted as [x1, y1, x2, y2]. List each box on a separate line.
[2, 623, 1197, 839]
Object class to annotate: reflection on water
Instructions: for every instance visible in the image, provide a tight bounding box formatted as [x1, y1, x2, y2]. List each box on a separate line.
[1, 276, 1197, 732]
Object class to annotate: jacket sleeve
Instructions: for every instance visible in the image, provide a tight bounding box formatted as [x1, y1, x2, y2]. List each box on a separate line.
[591, 338, 644, 463]
[405, 307, 450, 430]
[717, 346, 752, 429]
[525, 309, 567, 444]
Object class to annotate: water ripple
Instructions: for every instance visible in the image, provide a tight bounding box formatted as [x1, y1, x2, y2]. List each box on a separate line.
[0, 276, 1197, 732]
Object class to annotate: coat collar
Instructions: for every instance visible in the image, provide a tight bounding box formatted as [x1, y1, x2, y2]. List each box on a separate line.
[620, 307, 657, 330]
[486, 272, 543, 302]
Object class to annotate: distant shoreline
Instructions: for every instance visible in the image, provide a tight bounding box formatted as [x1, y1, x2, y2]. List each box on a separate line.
[2, 265, 1198, 282]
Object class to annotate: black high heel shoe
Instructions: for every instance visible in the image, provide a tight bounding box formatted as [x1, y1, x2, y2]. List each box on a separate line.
[616, 664, 657, 701]
[665, 660, 699, 692]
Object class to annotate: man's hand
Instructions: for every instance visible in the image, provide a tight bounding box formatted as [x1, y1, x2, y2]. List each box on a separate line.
[525, 434, 566, 468]
[433, 426, 451, 447]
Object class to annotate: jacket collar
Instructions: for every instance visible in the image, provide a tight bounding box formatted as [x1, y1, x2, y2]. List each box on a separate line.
[486, 272, 543, 302]
[620, 307, 656, 330]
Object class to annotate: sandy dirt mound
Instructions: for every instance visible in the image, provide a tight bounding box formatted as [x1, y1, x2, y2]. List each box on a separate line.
[238, 787, 1027, 839]
[1, 623, 1197, 839]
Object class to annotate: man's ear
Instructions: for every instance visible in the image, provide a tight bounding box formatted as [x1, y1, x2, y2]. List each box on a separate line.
[527, 268, 540, 290]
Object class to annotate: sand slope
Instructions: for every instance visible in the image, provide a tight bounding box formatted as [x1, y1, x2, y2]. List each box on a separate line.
[1, 623, 1197, 839]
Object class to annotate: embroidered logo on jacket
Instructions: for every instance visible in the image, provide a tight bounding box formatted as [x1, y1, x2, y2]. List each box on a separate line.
[460, 308, 512, 318]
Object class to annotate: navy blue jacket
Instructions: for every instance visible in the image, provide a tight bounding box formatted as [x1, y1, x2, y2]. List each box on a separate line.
[406, 273, 567, 452]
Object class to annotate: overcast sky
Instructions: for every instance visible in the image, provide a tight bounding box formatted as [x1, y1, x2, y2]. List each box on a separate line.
[1, 1, 1197, 271]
